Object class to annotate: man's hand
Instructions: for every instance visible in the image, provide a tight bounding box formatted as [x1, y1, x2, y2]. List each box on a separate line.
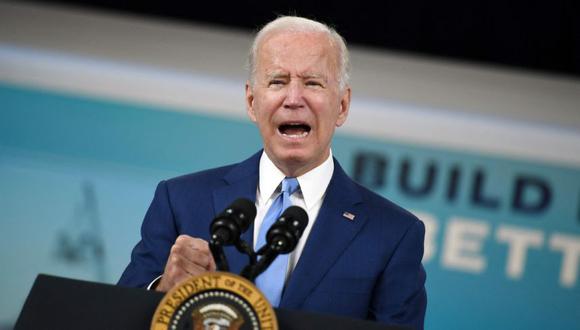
[155, 235, 216, 292]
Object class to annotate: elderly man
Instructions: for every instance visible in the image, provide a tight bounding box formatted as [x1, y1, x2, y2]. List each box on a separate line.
[118, 16, 426, 329]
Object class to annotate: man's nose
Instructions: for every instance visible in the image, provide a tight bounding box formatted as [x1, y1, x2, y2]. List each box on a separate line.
[283, 81, 305, 109]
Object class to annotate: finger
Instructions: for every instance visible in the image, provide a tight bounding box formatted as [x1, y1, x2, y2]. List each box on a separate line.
[189, 237, 211, 253]
[175, 234, 197, 246]
[165, 253, 208, 280]
[171, 241, 213, 270]
[208, 253, 217, 272]
[158, 259, 189, 291]
[188, 238, 217, 271]
[187, 249, 213, 270]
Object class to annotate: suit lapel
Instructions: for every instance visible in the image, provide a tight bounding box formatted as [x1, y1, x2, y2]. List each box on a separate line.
[212, 151, 261, 274]
[281, 160, 367, 308]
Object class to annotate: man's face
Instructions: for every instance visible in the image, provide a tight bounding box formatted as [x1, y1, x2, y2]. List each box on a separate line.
[246, 31, 351, 176]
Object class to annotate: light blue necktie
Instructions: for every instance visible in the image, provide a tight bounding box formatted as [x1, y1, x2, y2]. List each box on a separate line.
[255, 177, 300, 307]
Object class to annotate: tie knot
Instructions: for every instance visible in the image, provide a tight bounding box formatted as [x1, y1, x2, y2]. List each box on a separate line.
[282, 177, 300, 195]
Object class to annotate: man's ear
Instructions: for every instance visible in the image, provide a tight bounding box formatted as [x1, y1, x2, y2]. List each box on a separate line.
[335, 86, 351, 127]
[245, 82, 257, 122]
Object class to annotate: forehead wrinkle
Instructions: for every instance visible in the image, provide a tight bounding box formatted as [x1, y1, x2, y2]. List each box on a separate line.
[265, 71, 289, 79]
[252, 28, 345, 86]
[301, 72, 327, 80]
[275, 72, 327, 78]
[263, 70, 328, 83]
[257, 32, 339, 84]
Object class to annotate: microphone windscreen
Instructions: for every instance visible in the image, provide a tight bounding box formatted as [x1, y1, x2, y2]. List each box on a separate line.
[280, 206, 309, 234]
[228, 198, 257, 229]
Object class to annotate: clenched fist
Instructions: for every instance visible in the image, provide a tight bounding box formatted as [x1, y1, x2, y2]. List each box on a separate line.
[155, 235, 216, 292]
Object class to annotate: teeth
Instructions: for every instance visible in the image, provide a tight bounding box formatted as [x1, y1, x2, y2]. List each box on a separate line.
[281, 131, 309, 138]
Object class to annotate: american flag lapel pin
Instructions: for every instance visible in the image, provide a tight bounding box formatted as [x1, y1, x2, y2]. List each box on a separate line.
[342, 211, 355, 221]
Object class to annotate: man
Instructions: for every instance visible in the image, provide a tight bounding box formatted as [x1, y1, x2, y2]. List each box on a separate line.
[119, 16, 426, 329]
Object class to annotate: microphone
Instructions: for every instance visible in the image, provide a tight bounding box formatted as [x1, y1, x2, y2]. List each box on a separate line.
[265, 206, 309, 254]
[210, 198, 256, 245]
[209, 198, 256, 271]
[241, 206, 309, 281]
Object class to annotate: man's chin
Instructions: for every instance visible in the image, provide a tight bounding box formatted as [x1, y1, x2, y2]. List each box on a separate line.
[277, 152, 310, 166]
[268, 148, 327, 176]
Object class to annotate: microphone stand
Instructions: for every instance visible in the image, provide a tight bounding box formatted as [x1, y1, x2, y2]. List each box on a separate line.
[240, 245, 282, 282]
[208, 198, 257, 273]
[208, 204, 308, 283]
[209, 239, 229, 272]
[235, 240, 257, 266]
[239, 205, 308, 282]
[210, 237, 257, 273]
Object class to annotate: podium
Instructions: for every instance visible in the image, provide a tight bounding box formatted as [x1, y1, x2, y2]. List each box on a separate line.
[15, 274, 410, 330]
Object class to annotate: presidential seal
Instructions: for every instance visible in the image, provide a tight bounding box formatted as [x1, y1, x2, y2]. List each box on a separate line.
[151, 272, 278, 330]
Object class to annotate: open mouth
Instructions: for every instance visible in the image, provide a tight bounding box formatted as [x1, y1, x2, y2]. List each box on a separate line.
[278, 123, 311, 138]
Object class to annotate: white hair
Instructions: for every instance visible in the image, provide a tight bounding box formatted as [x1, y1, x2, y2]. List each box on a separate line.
[248, 16, 351, 90]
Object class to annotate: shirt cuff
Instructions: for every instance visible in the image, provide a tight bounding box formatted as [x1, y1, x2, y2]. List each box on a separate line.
[147, 275, 163, 290]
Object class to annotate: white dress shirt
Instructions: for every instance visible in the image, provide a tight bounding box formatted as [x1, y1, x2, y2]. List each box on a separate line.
[253, 150, 334, 281]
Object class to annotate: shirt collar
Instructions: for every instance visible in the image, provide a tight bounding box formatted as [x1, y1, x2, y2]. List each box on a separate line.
[258, 150, 334, 209]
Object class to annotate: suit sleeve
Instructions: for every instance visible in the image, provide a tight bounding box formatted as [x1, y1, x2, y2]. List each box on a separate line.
[370, 219, 427, 330]
[117, 180, 178, 288]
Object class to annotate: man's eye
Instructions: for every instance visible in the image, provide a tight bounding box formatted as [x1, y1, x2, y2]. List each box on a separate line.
[306, 81, 323, 87]
[269, 80, 284, 86]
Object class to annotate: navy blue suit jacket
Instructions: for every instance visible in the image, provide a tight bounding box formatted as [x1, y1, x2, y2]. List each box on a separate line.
[118, 151, 426, 329]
